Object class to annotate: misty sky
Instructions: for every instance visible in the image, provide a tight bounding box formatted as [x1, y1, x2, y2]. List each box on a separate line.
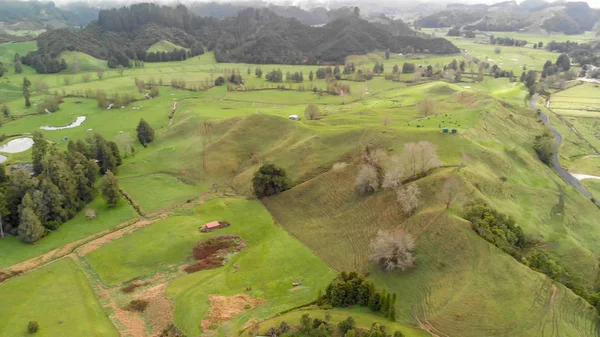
[13, 0, 600, 9]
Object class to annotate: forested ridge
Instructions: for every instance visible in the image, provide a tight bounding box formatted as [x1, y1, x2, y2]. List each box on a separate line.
[25, 3, 458, 70]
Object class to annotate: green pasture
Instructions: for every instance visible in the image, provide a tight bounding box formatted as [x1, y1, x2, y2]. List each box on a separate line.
[85, 198, 336, 336]
[0, 194, 137, 269]
[119, 173, 208, 213]
[0, 258, 118, 337]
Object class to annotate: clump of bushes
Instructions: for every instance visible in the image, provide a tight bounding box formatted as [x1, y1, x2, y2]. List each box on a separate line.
[318, 272, 397, 320]
[533, 131, 557, 165]
[464, 202, 525, 259]
[27, 321, 39, 334]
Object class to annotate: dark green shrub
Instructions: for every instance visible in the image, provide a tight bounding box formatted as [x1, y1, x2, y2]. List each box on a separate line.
[27, 321, 39, 334]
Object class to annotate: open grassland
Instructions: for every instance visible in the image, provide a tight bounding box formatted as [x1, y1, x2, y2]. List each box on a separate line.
[147, 40, 188, 53]
[3, 38, 600, 337]
[0, 194, 137, 269]
[258, 308, 428, 337]
[0, 258, 118, 337]
[85, 198, 336, 336]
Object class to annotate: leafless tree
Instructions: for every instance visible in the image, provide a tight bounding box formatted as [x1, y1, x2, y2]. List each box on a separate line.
[396, 184, 421, 215]
[97, 69, 105, 80]
[417, 97, 436, 117]
[117, 65, 125, 76]
[82, 73, 91, 82]
[437, 174, 463, 209]
[401, 141, 441, 177]
[416, 141, 441, 174]
[369, 229, 416, 271]
[305, 104, 321, 120]
[64, 77, 72, 86]
[355, 164, 379, 196]
[382, 156, 404, 190]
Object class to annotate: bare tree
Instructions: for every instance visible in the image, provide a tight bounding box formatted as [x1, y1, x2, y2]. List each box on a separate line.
[396, 184, 420, 215]
[416, 141, 441, 174]
[355, 164, 379, 196]
[417, 97, 436, 116]
[305, 104, 321, 120]
[117, 65, 125, 76]
[64, 77, 72, 85]
[82, 73, 91, 82]
[382, 156, 404, 190]
[97, 69, 105, 80]
[437, 174, 463, 209]
[369, 229, 416, 271]
[401, 141, 441, 177]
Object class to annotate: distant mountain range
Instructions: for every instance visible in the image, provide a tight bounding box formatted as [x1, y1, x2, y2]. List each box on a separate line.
[0, 1, 99, 30]
[415, 0, 600, 34]
[24, 3, 458, 71]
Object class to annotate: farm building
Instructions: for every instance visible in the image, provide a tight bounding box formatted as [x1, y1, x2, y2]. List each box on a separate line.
[199, 221, 230, 232]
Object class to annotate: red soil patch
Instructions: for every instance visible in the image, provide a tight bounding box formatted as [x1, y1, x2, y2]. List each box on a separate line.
[201, 294, 265, 330]
[184, 235, 247, 273]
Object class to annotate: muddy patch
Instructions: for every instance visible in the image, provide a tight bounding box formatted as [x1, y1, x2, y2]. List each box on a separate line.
[184, 235, 246, 273]
[201, 294, 265, 330]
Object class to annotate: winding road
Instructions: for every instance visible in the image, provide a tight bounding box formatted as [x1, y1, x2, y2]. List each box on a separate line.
[530, 94, 597, 202]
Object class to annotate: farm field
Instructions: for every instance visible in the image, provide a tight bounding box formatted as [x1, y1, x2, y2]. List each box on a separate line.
[0, 258, 118, 337]
[2, 24, 600, 337]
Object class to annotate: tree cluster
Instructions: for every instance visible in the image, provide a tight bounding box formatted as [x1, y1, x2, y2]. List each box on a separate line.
[67, 133, 123, 174]
[263, 313, 405, 337]
[489, 36, 527, 47]
[20, 54, 67, 74]
[0, 137, 99, 243]
[319, 272, 397, 320]
[464, 202, 525, 259]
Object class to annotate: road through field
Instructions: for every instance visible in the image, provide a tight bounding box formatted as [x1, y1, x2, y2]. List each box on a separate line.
[530, 94, 597, 202]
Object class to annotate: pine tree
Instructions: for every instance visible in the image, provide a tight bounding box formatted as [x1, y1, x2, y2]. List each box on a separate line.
[18, 194, 45, 243]
[101, 171, 121, 207]
[15, 60, 23, 74]
[31, 132, 48, 175]
[100, 143, 117, 174]
[136, 118, 155, 146]
[380, 289, 388, 314]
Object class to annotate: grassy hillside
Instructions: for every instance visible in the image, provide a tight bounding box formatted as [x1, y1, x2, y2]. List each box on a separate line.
[147, 40, 188, 53]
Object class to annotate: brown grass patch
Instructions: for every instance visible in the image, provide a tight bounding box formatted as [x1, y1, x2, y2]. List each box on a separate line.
[184, 235, 247, 273]
[201, 294, 265, 330]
